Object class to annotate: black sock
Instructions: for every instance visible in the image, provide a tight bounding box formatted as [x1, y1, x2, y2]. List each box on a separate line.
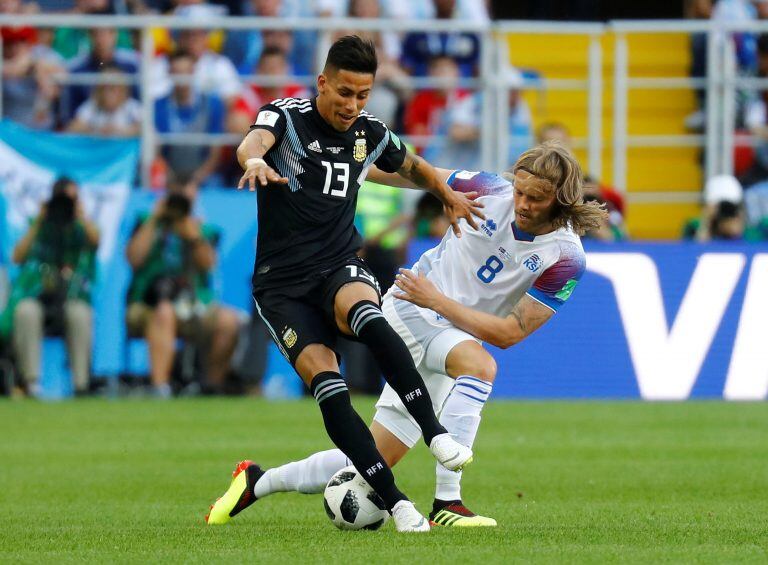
[348, 300, 447, 445]
[310, 371, 407, 510]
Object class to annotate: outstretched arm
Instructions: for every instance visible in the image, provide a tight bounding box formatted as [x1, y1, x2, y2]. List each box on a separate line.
[393, 152, 484, 237]
[367, 164, 454, 188]
[393, 269, 554, 349]
[235, 128, 288, 191]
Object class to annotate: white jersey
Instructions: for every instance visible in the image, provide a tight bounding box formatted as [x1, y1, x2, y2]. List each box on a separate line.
[386, 170, 586, 319]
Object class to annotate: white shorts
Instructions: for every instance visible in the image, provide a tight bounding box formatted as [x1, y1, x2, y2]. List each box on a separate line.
[373, 293, 481, 448]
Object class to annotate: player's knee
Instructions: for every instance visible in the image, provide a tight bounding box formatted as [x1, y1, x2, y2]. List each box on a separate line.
[295, 344, 339, 385]
[151, 301, 176, 328]
[216, 307, 240, 337]
[469, 354, 497, 383]
[335, 282, 380, 335]
[345, 299, 384, 337]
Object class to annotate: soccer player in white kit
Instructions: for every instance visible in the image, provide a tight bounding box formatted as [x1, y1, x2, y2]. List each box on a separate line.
[216, 141, 608, 527]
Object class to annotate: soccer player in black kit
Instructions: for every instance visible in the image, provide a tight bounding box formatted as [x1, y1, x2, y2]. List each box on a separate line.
[206, 36, 484, 532]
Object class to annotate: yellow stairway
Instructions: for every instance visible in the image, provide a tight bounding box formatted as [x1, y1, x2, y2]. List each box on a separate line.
[506, 32, 701, 239]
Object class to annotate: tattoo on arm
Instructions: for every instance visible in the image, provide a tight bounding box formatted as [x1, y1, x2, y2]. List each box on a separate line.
[252, 130, 270, 155]
[510, 305, 527, 335]
[398, 152, 431, 188]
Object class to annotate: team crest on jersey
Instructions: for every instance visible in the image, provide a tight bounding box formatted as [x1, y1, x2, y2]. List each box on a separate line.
[480, 219, 497, 237]
[353, 137, 367, 162]
[524, 254, 542, 272]
[282, 327, 297, 348]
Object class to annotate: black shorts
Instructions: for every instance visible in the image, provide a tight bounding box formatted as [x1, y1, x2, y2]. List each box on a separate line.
[252, 256, 381, 365]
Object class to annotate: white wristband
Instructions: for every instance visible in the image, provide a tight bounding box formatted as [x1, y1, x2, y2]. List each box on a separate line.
[245, 157, 267, 169]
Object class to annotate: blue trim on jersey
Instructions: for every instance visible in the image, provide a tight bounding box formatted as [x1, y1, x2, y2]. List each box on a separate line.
[446, 169, 459, 187]
[511, 221, 536, 242]
[526, 288, 561, 312]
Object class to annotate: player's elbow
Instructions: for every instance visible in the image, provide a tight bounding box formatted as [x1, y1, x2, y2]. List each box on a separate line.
[492, 328, 525, 349]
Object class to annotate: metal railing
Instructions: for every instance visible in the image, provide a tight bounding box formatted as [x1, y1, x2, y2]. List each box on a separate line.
[0, 14, 763, 204]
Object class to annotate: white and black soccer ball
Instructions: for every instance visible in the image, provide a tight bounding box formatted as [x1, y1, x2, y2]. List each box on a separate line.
[323, 465, 389, 531]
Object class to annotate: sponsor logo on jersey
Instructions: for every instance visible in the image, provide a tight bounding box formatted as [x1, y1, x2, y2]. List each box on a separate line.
[497, 246, 512, 261]
[480, 218, 497, 237]
[255, 110, 279, 127]
[326, 146, 343, 154]
[282, 327, 297, 348]
[524, 254, 542, 272]
[353, 137, 367, 162]
[307, 140, 322, 153]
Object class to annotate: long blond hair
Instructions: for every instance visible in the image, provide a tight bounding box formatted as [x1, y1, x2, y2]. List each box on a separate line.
[510, 141, 608, 235]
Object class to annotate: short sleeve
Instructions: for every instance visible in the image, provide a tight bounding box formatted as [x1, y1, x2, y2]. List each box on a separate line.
[526, 241, 586, 312]
[447, 170, 511, 197]
[372, 128, 407, 173]
[249, 102, 286, 144]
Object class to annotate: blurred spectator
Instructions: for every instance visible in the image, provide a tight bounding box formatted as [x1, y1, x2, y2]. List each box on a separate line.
[317, 0, 488, 22]
[537, 121, 627, 216]
[582, 176, 627, 241]
[153, 28, 241, 106]
[424, 65, 532, 170]
[681, 174, 766, 240]
[1, 177, 98, 397]
[226, 46, 309, 135]
[53, 0, 134, 60]
[2, 26, 65, 130]
[0, 0, 38, 14]
[685, 0, 712, 131]
[413, 192, 450, 239]
[404, 55, 467, 152]
[317, 0, 410, 125]
[222, 0, 314, 76]
[125, 187, 240, 397]
[67, 65, 141, 136]
[155, 49, 225, 188]
[741, 33, 768, 186]
[149, 0, 228, 57]
[400, 0, 481, 77]
[63, 27, 140, 119]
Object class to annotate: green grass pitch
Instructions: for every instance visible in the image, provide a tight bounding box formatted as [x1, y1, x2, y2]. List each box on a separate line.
[1, 398, 766, 563]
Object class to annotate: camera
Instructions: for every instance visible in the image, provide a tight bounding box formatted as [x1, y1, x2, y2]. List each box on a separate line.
[159, 193, 192, 225]
[45, 177, 78, 225]
[45, 192, 76, 225]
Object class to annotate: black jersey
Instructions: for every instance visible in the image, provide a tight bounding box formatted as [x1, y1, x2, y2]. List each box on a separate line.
[249, 97, 407, 292]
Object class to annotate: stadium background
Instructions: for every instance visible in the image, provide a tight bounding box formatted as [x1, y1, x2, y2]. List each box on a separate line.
[1, 2, 767, 562]
[0, 2, 767, 400]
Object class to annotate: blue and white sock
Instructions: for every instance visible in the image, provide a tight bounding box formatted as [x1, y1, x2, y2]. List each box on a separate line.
[435, 376, 493, 502]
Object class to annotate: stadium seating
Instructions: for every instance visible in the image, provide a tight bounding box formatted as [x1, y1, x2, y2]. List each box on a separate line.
[507, 32, 701, 238]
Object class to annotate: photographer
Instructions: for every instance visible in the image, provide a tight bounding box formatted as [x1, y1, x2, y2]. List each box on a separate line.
[125, 186, 239, 397]
[5, 177, 98, 397]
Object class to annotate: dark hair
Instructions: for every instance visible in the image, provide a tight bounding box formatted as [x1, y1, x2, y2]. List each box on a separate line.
[324, 35, 377, 76]
[51, 176, 76, 196]
[260, 46, 287, 60]
[714, 200, 740, 219]
[758, 33, 768, 55]
[169, 48, 194, 64]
